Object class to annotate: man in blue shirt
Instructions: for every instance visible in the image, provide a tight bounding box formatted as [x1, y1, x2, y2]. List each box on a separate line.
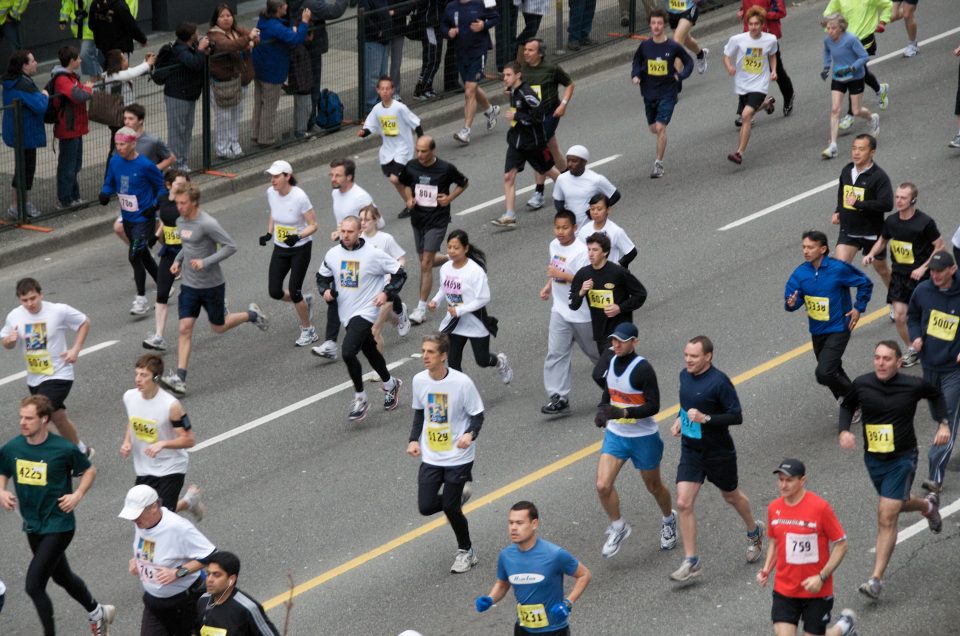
[476, 501, 591, 635]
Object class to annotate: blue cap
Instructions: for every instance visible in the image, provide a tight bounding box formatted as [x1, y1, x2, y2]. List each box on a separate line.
[608, 323, 638, 342]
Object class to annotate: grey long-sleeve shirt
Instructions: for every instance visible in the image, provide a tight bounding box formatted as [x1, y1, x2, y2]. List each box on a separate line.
[174, 211, 237, 289]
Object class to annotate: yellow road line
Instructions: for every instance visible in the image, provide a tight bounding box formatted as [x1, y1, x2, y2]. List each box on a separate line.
[263, 306, 888, 610]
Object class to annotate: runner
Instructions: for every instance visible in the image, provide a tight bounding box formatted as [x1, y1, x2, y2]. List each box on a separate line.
[492, 61, 559, 228]
[552, 145, 620, 227]
[757, 459, 857, 636]
[630, 8, 693, 178]
[737, 0, 795, 117]
[820, 14, 878, 160]
[143, 169, 189, 352]
[540, 209, 599, 415]
[120, 353, 206, 521]
[399, 136, 468, 325]
[591, 323, 676, 558]
[863, 183, 942, 365]
[407, 332, 484, 573]
[667, 0, 708, 74]
[669, 335, 764, 582]
[890, 0, 919, 57]
[316, 215, 406, 421]
[259, 159, 319, 348]
[119, 483, 217, 635]
[576, 194, 637, 268]
[722, 6, 778, 165]
[429, 230, 512, 383]
[0, 395, 115, 636]
[360, 204, 411, 354]
[99, 126, 165, 316]
[475, 500, 592, 634]
[907, 251, 960, 495]
[195, 551, 280, 635]
[784, 230, 872, 409]
[159, 183, 269, 397]
[839, 340, 948, 600]
[358, 76, 424, 219]
[1, 277, 92, 456]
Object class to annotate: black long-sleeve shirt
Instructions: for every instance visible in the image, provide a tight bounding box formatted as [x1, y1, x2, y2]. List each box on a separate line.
[678, 365, 743, 451]
[569, 261, 647, 343]
[596, 353, 660, 419]
[835, 161, 893, 238]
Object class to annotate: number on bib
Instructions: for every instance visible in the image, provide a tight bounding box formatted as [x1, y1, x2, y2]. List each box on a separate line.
[24, 352, 53, 375]
[842, 185, 865, 210]
[16, 459, 47, 486]
[117, 193, 139, 213]
[927, 310, 958, 342]
[200, 627, 228, 636]
[131, 416, 159, 444]
[888, 240, 914, 265]
[517, 604, 549, 629]
[680, 409, 701, 439]
[274, 224, 297, 243]
[804, 296, 830, 322]
[865, 423, 895, 453]
[379, 114, 399, 136]
[647, 59, 668, 76]
[587, 289, 613, 309]
[785, 532, 820, 565]
[426, 422, 453, 452]
[742, 51, 763, 75]
[668, 0, 686, 11]
[162, 225, 181, 245]
[530, 84, 542, 99]
[414, 183, 438, 208]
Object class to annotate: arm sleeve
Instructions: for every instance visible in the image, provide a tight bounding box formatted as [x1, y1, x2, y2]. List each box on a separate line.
[482, 6, 500, 28]
[21, 87, 49, 115]
[676, 45, 695, 81]
[624, 359, 659, 419]
[449, 163, 468, 189]
[307, 0, 349, 20]
[857, 173, 893, 213]
[631, 45, 644, 79]
[823, 39, 832, 70]
[147, 164, 165, 198]
[618, 247, 638, 269]
[838, 389, 858, 433]
[568, 269, 585, 311]
[464, 411, 483, 439]
[844, 264, 874, 312]
[409, 409, 424, 442]
[617, 269, 647, 313]
[766, 0, 786, 20]
[176, 48, 206, 72]
[784, 270, 803, 312]
[906, 291, 923, 341]
[850, 39, 870, 71]
[455, 268, 490, 315]
[201, 218, 238, 268]
[709, 376, 743, 426]
[109, 61, 152, 82]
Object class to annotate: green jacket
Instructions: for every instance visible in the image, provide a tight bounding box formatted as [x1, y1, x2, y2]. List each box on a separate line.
[823, 0, 892, 40]
[0, 0, 29, 25]
[59, 0, 138, 40]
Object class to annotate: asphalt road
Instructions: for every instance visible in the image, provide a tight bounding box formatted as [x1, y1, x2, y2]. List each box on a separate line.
[1, 1, 959, 634]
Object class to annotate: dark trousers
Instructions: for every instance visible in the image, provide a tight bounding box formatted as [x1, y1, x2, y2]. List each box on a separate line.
[811, 331, 852, 400]
[774, 48, 794, 104]
[325, 298, 341, 342]
[448, 333, 497, 372]
[156, 250, 178, 304]
[141, 585, 200, 636]
[418, 464, 472, 550]
[342, 316, 391, 391]
[495, 1, 519, 72]
[123, 219, 159, 296]
[56, 136, 82, 205]
[26, 531, 97, 636]
[418, 28, 442, 88]
[267, 243, 312, 304]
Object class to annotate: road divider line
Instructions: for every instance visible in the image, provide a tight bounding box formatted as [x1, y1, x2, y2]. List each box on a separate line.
[0, 340, 119, 388]
[261, 308, 888, 610]
[869, 496, 960, 553]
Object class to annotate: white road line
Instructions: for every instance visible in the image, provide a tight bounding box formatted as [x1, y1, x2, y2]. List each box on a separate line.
[868, 496, 960, 553]
[718, 25, 960, 232]
[455, 154, 622, 216]
[189, 357, 413, 452]
[0, 340, 119, 388]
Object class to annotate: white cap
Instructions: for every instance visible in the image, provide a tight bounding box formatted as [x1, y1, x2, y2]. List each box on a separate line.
[397, 632, 424, 636]
[265, 160, 293, 175]
[566, 145, 589, 161]
[118, 484, 159, 520]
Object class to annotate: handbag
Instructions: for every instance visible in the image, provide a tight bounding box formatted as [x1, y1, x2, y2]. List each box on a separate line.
[88, 90, 124, 127]
[212, 75, 242, 108]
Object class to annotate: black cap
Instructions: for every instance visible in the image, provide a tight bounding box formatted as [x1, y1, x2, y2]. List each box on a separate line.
[928, 251, 955, 271]
[608, 323, 639, 342]
[773, 459, 806, 477]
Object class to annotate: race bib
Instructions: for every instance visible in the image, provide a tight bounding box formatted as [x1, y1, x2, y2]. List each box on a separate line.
[804, 296, 829, 322]
[136, 559, 158, 584]
[118, 193, 139, 213]
[647, 59, 668, 76]
[379, 114, 399, 136]
[742, 49, 764, 75]
[668, 0, 686, 11]
[426, 422, 453, 452]
[15, 459, 47, 486]
[865, 423, 894, 453]
[131, 416, 159, 444]
[680, 409, 701, 439]
[842, 185, 865, 210]
[274, 224, 297, 243]
[200, 627, 228, 636]
[785, 532, 820, 565]
[530, 84, 542, 99]
[414, 183, 438, 208]
[517, 604, 549, 629]
[587, 289, 613, 309]
[162, 225, 181, 245]
[927, 310, 959, 342]
[888, 240, 914, 265]
[24, 352, 53, 375]
[339, 260, 359, 289]
[509, 106, 517, 128]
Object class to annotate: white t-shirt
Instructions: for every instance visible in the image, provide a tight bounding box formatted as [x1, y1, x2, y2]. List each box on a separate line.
[411, 367, 484, 467]
[331, 184, 383, 229]
[1, 302, 87, 386]
[133, 509, 215, 598]
[363, 100, 421, 166]
[319, 241, 401, 324]
[553, 169, 618, 227]
[365, 230, 405, 261]
[123, 387, 189, 478]
[432, 259, 490, 338]
[723, 31, 778, 95]
[267, 186, 313, 248]
[577, 218, 636, 265]
[548, 238, 591, 323]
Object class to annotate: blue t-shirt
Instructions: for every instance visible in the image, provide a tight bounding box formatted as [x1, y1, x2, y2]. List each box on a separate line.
[497, 537, 579, 633]
[678, 365, 741, 450]
[101, 153, 165, 222]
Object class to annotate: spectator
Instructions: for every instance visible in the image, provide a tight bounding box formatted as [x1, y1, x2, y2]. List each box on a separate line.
[88, 0, 147, 62]
[567, 0, 596, 50]
[165, 22, 209, 172]
[101, 49, 155, 169]
[2, 49, 47, 219]
[0, 0, 27, 63]
[252, 0, 310, 147]
[411, 0, 442, 99]
[360, 0, 389, 113]
[296, 0, 348, 133]
[386, 0, 413, 96]
[288, 35, 315, 139]
[517, 0, 548, 48]
[60, 0, 141, 81]
[208, 3, 258, 159]
[494, 0, 518, 72]
[51, 45, 93, 210]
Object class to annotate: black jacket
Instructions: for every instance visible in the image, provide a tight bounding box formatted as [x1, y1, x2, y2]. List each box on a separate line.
[88, 0, 147, 53]
[163, 41, 206, 101]
[295, 0, 349, 55]
[835, 161, 893, 238]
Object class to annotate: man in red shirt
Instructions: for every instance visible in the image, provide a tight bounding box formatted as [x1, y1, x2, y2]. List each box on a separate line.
[757, 459, 857, 636]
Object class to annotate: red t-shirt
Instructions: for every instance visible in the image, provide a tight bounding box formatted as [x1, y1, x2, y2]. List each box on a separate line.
[767, 491, 845, 598]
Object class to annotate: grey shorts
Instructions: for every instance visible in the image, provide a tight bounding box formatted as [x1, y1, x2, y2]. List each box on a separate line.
[413, 225, 447, 254]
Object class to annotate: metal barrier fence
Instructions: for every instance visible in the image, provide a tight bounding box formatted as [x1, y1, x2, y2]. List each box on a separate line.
[1, 0, 738, 231]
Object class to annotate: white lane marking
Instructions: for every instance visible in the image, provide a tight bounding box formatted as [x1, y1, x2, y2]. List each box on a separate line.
[190, 357, 413, 451]
[0, 340, 119, 388]
[455, 154, 622, 216]
[718, 25, 960, 232]
[868, 496, 960, 553]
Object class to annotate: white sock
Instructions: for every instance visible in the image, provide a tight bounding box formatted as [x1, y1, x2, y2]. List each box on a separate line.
[484, 106, 494, 116]
[611, 518, 625, 531]
[77, 440, 88, 454]
[662, 512, 675, 523]
[417, 300, 427, 311]
[355, 391, 367, 402]
[88, 604, 103, 621]
[383, 377, 397, 391]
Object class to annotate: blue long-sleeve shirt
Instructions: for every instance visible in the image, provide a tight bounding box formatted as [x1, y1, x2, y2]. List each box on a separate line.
[101, 153, 165, 223]
[252, 16, 309, 84]
[823, 31, 869, 81]
[441, 0, 498, 58]
[907, 275, 960, 373]
[784, 256, 873, 335]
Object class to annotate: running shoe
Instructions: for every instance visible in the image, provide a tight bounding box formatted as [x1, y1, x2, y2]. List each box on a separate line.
[183, 484, 206, 522]
[541, 394, 570, 415]
[85, 445, 96, 460]
[25, 202, 41, 218]
[783, 93, 795, 117]
[348, 397, 369, 422]
[888, 305, 895, 322]
[580, 37, 597, 46]
[921, 479, 943, 494]
[903, 42, 918, 58]
[949, 134, 960, 149]
[248, 303, 269, 331]
[295, 326, 319, 347]
[836, 609, 858, 636]
[397, 302, 411, 337]
[821, 143, 838, 159]
[878, 83, 889, 111]
[670, 557, 702, 581]
[159, 371, 187, 396]
[5, 206, 16, 219]
[746, 520, 765, 563]
[311, 340, 338, 359]
[650, 160, 664, 179]
[454, 127, 471, 144]
[601, 522, 632, 558]
[451, 548, 479, 573]
[130, 296, 150, 315]
[526, 191, 545, 209]
[660, 511, 678, 550]
[858, 577, 883, 600]
[869, 113, 880, 137]
[142, 333, 167, 351]
[89, 603, 116, 636]
[414, 82, 428, 100]
[567, 40, 581, 51]
[902, 347, 919, 367]
[838, 114, 855, 130]
[734, 115, 742, 128]
[383, 378, 402, 411]
[304, 292, 314, 323]
[497, 352, 513, 384]
[727, 151, 743, 165]
[485, 104, 501, 131]
[924, 491, 942, 533]
[762, 97, 776, 115]
[423, 88, 438, 98]
[696, 48, 708, 74]
[409, 307, 427, 325]
[491, 215, 517, 228]
[398, 207, 412, 219]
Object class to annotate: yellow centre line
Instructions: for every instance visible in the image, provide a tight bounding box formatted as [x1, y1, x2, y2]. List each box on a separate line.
[262, 307, 888, 610]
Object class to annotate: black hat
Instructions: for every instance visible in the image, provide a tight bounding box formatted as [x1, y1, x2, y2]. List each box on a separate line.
[929, 251, 955, 271]
[773, 459, 806, 477]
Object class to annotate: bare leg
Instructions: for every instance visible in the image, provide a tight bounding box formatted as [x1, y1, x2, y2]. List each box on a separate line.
[872, 496, 927, 580]
[834, 244, 858, 264]
[893, 301, 910, 346]
[504, 168, 518, 213]
[830, 90, 843, 145]
[177, 317, 196, 371]
[419, 251, 436, 302]
[50, 409, 80, 445]
[154, 302, 169, 338]
[873, 259, 892, 288]
[676, 480, 702, 558]
[464, 82, 479, 128]
[548, 136, 566, 172]
[640, 467, 673, 516]
[720, 487, 758, 531]
[210, 311, 252, 334]
[737, 105, 757, 154]
[596, 454, 627, 521]
[113, 217, 129, 244]
[672, 19, 701, 55]
[651, 122, 667, 160]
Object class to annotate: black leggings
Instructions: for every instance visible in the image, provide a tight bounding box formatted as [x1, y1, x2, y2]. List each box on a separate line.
[12, 147, 37, 190]
[774, 48, 793, 104]
[26, 531, 98, 636]
[156, 250, 178, 304]
[418, 466, 472, 550]
[418, 28, 442, 88]
[448, 333, 497, 372]
[848, 37, 880, 115]
[516, 12, 543, 46]
[268, 242, 312, 303]
[123, 219, 159, 296]
[342, 316, 391, 391]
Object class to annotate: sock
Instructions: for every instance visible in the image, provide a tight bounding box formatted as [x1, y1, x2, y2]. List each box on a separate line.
[747, 524, 760, 538]
[662, 513, 675, 523]
[696, 50, 705, 59]
[535, 183, 545, 194]
[504, 210, 516, 219]
[383, 377, 397, 391]
[417, 300, 427, 311]
[247, 309, 258, 323]
[177, 368, 187, 381]
[77, 440, 88, 454]
[610, 518, 625, 531]
[88, 604, 103, 621]
[926, 500, 934, 515]
[484, 106, 494, 116]
[355, 391, 367, 402]
[687, 555, 699, 565]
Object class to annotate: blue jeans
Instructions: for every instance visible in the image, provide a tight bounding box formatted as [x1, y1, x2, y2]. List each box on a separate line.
[567, 0, 597, 42]
[56, 137, 82, 205]
[363, 42, 388, 112]
[924, 366, 960, 485]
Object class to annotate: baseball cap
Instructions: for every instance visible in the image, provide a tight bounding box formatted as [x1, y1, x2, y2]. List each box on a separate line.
[265, 160, 293, 176]
[118, 484, 159, 520]
[609, 323, 638, 342]
[773, 459, 806, 478]
[928, 251, 955, 271]
[565, 145, 590, 161]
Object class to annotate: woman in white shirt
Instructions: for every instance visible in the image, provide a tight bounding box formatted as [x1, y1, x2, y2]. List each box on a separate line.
[429, 230, 513, 384]
[360, 205, 411, 352]
[100, 49, 155, 168]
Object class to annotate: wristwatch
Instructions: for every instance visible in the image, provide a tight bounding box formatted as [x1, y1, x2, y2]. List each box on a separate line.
[175, 566, 191, 579]
[704, 415, 711, 424]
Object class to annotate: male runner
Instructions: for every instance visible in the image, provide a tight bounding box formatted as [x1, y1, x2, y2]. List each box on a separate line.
[195, 551, 280, 635]
[317, 216, 406, 421]
[407, 333, 484, 573]
[475, 501, 592, 634]
[143, 169, 189, 352]
[0, 395, 115, 635]
[576, 194, 638, 267]
[890, 0, 919, 58]
[738, 0, 795, 116]
[552, 145, 620, 227]
[669, 335, 764, 582]
[839, 341, 947, 600]
[758, 459, 857, 636]
[1, 277, 92, 456]
[667, 0, 708, 74]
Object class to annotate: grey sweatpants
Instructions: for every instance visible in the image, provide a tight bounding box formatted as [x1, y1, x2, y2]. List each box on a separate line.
[543, 311, 598, 398]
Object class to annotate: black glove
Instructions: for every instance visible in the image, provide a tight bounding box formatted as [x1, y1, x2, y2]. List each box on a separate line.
[258, 233, 272, 246]
[593, 410, 607, 428]
[595, 404, 625, 428]
[98, 192, 110, 206]
[283, 233, 300, 247]
[820, 67, 830, 81]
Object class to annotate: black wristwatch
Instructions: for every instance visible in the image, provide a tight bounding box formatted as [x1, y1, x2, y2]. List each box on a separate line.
[175, 566, 191, 579]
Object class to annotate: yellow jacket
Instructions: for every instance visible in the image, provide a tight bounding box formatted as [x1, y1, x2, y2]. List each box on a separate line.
[58, 0, 138, 40]
[0, 0, 30, 25]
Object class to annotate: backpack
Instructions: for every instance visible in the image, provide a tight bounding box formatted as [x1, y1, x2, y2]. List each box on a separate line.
[315, 89, 343, 130]
[43, 75, 64, 125]
[150, 42, 176, 85]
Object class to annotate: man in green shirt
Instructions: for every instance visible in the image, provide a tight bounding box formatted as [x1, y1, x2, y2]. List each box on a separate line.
[0, 395, 115, 635]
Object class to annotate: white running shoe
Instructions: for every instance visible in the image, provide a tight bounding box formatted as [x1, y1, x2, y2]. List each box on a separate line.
[660, 512, 678, 550]
[601, 522, 632, 558]
[670, 557, 702, 582]
[485, 105, 501, 130]
[142, 333, 167, 351]
[450, 548, 479, 573]
[130, 295, 150, 315]
[526, 191, 545, 209]
[496, 352, 513, 384]
[821, 143, 838, 159]
[248, 303, 269, 331]
[903, 42, 919, 58]
[836, 609, 857, 636]
[838, 114, 855, 130]
[312, 340, 338, 359]
[454, 127, 471, 144]
[878, 83, 889, 111]
[949, 134, 960, 149]
[696, 48, 708, 74]
[397, 302, 411, 336]
[869, 113, 880, 136]
[183, 484, 206, 522]
[89, 603, 116, 636]
[408, 307, 427, 325]
[295, 326, 319, 347]
[159, 371, 186, 396]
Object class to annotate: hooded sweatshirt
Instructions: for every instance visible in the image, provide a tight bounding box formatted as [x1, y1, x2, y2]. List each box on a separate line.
[908, 274, 960, 373]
